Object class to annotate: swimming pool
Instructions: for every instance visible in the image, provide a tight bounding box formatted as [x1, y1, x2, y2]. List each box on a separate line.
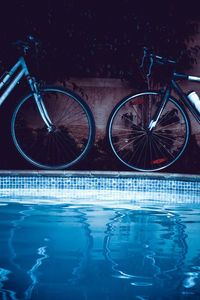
[0, 171, 200, 299]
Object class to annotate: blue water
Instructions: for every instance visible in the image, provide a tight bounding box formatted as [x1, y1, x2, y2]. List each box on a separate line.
[0, 201, 200, 299]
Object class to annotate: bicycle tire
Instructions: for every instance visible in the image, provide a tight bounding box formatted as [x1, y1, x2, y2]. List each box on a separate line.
[108, 91, 189, 171]
[11, 85, 95, 169]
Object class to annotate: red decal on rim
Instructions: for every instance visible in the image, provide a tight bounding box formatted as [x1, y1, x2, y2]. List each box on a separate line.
[132, 99, 144, 105]
[151, 158, 167, 165]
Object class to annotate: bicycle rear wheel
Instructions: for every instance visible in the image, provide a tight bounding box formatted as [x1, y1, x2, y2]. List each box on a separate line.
[108, 91, 189, 171]
[11, 85, 95, 169]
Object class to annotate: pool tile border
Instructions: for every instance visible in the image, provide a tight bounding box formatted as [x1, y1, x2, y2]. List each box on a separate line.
[0, 170, 199, 194]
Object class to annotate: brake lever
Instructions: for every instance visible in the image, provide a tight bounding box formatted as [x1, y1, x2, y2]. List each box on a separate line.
[140, 47, 148, 68]
[140, 47, 154, 77]
[147, 57, 154, 77]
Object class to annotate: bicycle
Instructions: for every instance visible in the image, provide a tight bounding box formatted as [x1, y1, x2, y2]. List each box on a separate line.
[107, 47, 200, 172]
[0, 36, 95, 169]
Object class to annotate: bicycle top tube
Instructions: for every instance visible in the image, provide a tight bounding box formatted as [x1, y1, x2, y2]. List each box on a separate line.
[173, 72, 200, 82]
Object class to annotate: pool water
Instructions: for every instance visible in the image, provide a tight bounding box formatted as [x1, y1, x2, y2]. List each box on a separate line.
[1, 201, 200, 300]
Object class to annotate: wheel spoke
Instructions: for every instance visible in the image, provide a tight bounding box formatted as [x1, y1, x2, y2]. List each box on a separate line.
[151, 133, 175, 160]
[119, 134, 147, 166]
[112, 132, 146, 152]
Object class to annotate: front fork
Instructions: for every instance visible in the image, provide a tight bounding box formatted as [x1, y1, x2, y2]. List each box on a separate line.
[148, 86, 171, 131]
[27, 76, 55, 132]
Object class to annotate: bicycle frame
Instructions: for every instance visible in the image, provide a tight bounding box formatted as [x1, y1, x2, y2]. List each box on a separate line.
[0, 57, 54, 130]
[0, 57, 28, 105]
[148, 72, 200, 130]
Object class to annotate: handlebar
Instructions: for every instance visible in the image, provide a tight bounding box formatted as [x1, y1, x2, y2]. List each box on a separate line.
[12, 36, 40, 55]
[141, 47, 176, 76]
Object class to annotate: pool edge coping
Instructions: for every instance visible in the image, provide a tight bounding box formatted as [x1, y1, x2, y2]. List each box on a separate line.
[0, 170, 200, 182]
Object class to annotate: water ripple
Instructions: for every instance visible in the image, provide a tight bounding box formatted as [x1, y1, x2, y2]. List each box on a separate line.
[0, 267, 17, 300]
[24, 246, 48, 299]
[183, 271, 199, 288]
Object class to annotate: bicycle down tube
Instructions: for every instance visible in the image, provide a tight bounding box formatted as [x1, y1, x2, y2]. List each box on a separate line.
[148, 73, 200, 130]
[172, 73, 200, 123]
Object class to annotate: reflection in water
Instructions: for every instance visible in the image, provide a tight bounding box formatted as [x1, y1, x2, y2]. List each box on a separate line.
[3, 205, 50, 300]
[8, 207, 34, 270]
[24, 246, 49, 300]
[103, 211, 146, 280]
[70, 208, 93, 284]
[0, 203, 200, 299]
[103, 208, 190, 299]
[105, 211, 186, 271]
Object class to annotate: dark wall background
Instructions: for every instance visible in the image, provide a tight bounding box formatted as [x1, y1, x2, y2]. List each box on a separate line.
[0, 0, 200, 83]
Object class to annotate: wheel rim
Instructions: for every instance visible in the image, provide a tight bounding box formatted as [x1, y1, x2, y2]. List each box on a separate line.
[109, 92, 189, 171]
[11, 88, 94, 169]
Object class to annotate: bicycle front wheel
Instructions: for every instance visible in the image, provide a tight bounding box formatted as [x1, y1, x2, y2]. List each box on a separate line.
[108, 91, 189, 171]
[11, 85, 95, 169]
